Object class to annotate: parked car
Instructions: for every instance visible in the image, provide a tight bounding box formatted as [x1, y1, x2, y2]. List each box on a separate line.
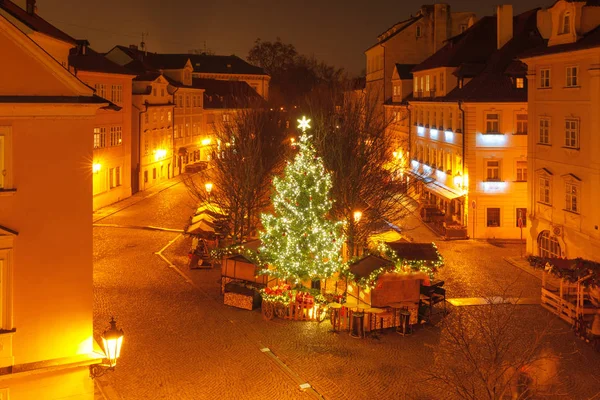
[185, 161, 209, 173]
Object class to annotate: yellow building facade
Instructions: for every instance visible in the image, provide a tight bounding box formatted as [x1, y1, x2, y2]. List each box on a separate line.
[406, 6, 540, 239]
[0, 2, 107, 398]
[521, 0, 600, 260]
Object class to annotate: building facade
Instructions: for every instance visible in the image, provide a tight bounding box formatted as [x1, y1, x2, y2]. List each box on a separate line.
[0, 2, 108, 398]
[70, 44, 136, 210]
[407, 6, 541, 239]
[521, 0, 600, 261]
[366, 3, 476, 109]
[131, 73, 175, 192]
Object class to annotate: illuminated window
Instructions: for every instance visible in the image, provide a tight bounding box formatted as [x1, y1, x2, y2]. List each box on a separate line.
[486, 208, 500, 227]
[560, 12, 571, 35]
[94, 127, 106, 149]
[539, 176, 551, 204]
[566, 66, 578, 87]
[426, 75, 430, 92]
[485, 113, 500, 133]
[516, 78, 524, 89]
[539, 118, 550, 144]
[565, 119, 579, 148]
[565, 182, 579, 213]
[0, 128, 7, 189]
[516, 160, 527, 182]
[516, 208, 527, 227]
[486, 160, 500, 181]
[168, 111, 172, 122]
[110, 126, 122, 147]
[413, 79, 418, 94]
[144, 113, 149, 124]
[153, 112, 157, 122]
[516, 114, 528, 134]
[223, 113, 230, 123]
[538, 231, 560, 258]
[540, 69, 551, 88]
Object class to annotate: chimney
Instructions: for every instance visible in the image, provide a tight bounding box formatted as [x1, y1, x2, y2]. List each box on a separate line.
[497, 5, 513, 49]
[26, 0, 36, 15]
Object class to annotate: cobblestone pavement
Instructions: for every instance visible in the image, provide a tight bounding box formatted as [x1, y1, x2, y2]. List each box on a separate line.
[95, 180, 600, 400]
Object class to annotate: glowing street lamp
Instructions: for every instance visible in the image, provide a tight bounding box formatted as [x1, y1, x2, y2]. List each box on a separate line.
[92, 163, 102, 174]
[353, 210, 363, 223]
[205, 182, 213, 195]
[90, 317, 124, 378]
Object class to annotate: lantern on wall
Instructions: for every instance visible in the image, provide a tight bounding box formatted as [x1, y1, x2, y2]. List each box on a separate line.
[90, 317, 124, 378]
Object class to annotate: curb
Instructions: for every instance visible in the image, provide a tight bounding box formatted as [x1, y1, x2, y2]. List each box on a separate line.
[503, 257, 542, 281]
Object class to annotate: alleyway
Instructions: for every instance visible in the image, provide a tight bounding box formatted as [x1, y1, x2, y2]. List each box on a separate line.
[93, 178, 600, 400]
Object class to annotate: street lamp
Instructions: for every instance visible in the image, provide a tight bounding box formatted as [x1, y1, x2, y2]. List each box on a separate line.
[205, 182, 213, 194]
[90, 317, 124, 379]
[353, 211, 362, 223]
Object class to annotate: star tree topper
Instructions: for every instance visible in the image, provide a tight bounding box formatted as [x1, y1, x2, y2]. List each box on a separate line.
[297, 116, 311, 132]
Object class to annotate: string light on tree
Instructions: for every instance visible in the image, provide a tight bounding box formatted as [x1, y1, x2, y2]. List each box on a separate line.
[259, 118, 344, 283]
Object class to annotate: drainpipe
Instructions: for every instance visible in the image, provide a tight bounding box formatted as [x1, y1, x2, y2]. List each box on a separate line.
[172, 87, 180, 176]
[458, 100, 468, 235]
[133, 103, 148, 194]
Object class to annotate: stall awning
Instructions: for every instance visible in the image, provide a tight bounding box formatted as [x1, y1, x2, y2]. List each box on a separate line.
[348, 255, 394, 279]
[424, 181, 463, 200]
[385, 241, 441, 262]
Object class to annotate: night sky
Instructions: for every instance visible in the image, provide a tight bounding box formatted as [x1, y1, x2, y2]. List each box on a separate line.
[39, 0, 547, 76]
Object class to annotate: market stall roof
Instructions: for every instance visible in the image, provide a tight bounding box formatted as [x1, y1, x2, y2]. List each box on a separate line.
[348, 255, 394, 279]
[191, 213, 216, 225]
[186, 219, 215, 235]
[241, 239, 261, 252]
[385, 241, 440, 262]
[195, 204, 227, 217]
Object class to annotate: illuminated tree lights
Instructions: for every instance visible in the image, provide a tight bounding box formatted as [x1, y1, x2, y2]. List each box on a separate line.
[259, 134, 345, 282]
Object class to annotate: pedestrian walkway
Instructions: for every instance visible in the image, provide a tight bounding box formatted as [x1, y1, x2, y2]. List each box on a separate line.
[504, 256, 543, 281]
[447, 297, 540, 307]
[93, 177, 183, 223]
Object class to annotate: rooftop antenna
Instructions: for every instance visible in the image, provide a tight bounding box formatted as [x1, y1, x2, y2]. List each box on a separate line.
[141, 32, 149, 55]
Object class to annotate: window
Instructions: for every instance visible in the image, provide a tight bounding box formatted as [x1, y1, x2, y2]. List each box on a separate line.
[144, 113, 149, 124]
[565, 182, 579, 213]
[161, 88, 165, 97]
[566, 66, 578, 87]
[144, 170, 148, 183]
[0, 134, 4, 189]
[152, 112, 157, 122]
[538, 231, 561, 258]
[0, 245, 15, 330]
[110, 85, 122, 104]
[414, 79, 418, 94]
[485, 113, 500, 133]
[160, 112, 164, 122]
[539, 176, 551, 204]
[487, 208, 501, 227]
[109, 168, 115, 189]
[449, 112, 453, 131]
[561, 12, 571, 35]
[174, 125, 179, 139]
[167, 111, 172, 122]
[186, 96, 190, 108]
[440, 73, 444, 91]
[193, 96, 197, 107]
[539, 118, 550, 144]
[516, 78, 524, 89]
[540, 69, 551, 88]
[416, 25, 422, 37]
[115, 166, 121, 187]
[93, 127, 106, 149]
[153, 88, 157, 97]
[153, 168, 157, 180]
[486, 160, 500, 181]
[565, 119, 579, 148]
[426, 75, 430, 92]
[516, 208, 527, 228]
[223, 113, 230, 123]
[432, 76, 437, 91]
[110, 126, 122, 147]
[94, 83, 107, 98]
[516, 114, 528, 134]
[144, 138, 149, 155]
[0, 128, 9, 190]
[516, 160, 527, 182]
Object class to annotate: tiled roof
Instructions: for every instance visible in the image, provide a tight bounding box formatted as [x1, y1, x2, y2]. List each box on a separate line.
[112, 45, 267, 76]
[366, 15, 422, 52]
[519, 24, 600, 58]
[69, 46, 136, 75]
[192, 78, 263, 109]
[132, 72, 162, 82]
[411, 9, 543, 103]
[0, 0, 76, 44]
[395, 64, 417, 80]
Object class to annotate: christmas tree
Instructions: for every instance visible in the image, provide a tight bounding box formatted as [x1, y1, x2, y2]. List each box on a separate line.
[259, 117, 344, 283]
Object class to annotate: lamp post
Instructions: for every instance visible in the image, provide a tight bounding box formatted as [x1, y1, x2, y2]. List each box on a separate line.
[352, 211, 363, 257]
[205, 182, 213, 203]
[90, 317, 124, 379]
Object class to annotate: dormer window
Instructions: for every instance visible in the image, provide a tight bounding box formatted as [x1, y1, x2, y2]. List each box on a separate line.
[560, 12, 571, 35]
[516, 77, 524, 89]
[416, 26, 422, 38]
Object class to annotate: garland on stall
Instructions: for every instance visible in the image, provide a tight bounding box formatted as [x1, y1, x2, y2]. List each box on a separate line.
[527, 256, 600, 287]
[260, 285, 329, 305]
[340, 242, 444, 290]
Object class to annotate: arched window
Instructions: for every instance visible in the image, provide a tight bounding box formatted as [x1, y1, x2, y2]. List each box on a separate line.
[561, 12, 571, 34]
[538, 230, 561, 258]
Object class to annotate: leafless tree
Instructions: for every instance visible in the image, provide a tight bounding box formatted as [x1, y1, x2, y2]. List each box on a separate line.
[183, 107, 287, 243]
[422, 291, 561, 400]
[303, 85, 413, 256]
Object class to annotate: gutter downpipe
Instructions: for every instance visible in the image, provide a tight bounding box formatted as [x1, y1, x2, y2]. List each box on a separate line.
[458, 100, 468, 237]
[133, 103, 148, 194]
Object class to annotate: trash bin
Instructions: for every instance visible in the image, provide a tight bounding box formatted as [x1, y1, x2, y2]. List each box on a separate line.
[351, 312, 365, 338]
